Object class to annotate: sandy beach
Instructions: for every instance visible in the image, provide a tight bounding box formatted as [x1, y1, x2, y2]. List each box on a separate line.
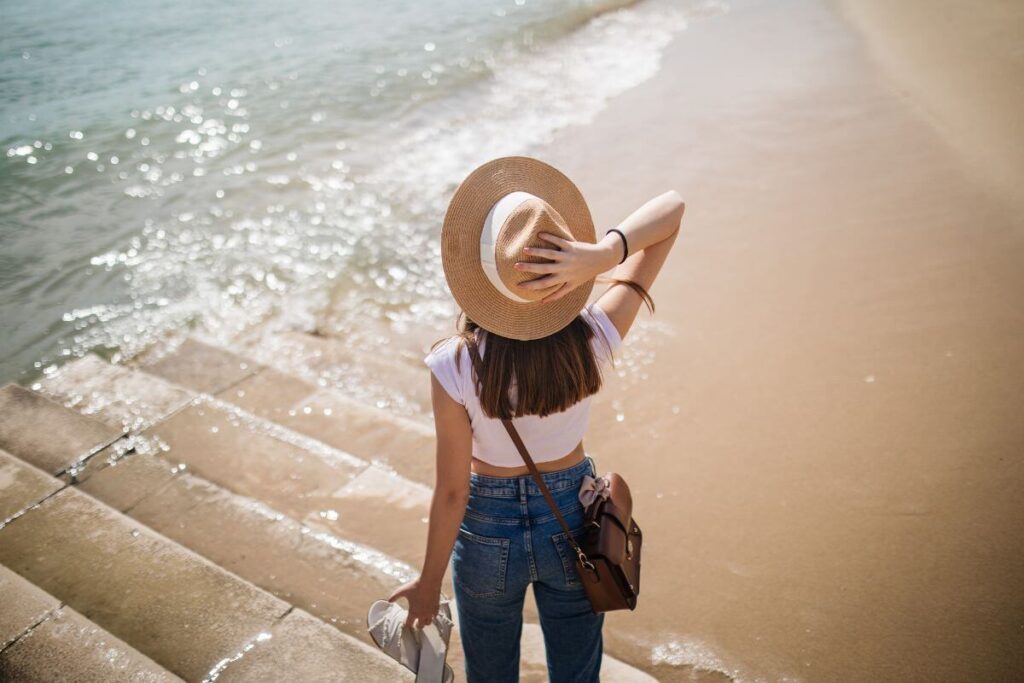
[3, 0, 1022, 680]
[536, 0, 1024, 679]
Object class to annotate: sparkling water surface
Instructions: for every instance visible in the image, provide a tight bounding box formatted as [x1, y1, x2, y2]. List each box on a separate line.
[1, 0, 694, 385]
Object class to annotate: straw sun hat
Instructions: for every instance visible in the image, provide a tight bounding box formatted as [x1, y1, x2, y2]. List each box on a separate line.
[441, 156, 597, 340]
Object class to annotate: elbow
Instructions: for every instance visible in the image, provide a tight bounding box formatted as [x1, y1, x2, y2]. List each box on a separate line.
[437, 486, 470, 508]
[662, 190, 686, 229]
[664, 189, 686, 216]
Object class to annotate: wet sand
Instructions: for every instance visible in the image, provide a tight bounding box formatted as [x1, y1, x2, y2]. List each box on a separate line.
[538, 0, 1024, 680]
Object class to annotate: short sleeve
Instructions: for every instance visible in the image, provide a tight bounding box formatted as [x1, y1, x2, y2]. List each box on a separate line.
[584, 302, 623, 365]
[424, 338, 465, 405]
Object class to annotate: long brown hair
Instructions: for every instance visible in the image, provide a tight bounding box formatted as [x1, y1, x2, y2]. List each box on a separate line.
[430, 278, 654, 420]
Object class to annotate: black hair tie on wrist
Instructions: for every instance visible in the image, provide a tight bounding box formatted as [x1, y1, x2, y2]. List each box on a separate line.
[607, 228, 628, 264]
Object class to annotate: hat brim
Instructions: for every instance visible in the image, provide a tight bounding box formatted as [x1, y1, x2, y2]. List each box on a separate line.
[441, 156, 596, 340]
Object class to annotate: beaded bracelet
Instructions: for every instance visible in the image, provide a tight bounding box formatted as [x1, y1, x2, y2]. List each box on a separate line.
[606, 228, 628, 264]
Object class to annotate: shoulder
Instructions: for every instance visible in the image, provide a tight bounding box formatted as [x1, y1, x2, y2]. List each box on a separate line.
[424, 334, 459, 357]
[424, 334, 472, 365]
[424, 336, 462, 372]
[423, 335, 471, 405]
[582, 301, 623, 363]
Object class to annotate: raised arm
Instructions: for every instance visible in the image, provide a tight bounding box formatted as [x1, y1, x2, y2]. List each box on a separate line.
[593, 191, 685, 341]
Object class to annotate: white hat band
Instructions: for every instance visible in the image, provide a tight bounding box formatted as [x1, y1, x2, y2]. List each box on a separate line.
[480, 191, 537, 303]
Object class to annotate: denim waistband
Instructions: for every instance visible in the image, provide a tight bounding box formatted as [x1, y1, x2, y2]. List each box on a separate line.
[468, 454, 596, 498]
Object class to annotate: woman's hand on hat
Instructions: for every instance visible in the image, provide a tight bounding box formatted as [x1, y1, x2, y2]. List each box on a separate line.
[513, 232, 621, 303]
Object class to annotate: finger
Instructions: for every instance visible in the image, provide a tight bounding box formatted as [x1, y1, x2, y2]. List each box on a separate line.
[523, 246, 565, 261]
[538, 232, 571, 247]
[514, 260, 557, 274]
[387, 588, 405, 602]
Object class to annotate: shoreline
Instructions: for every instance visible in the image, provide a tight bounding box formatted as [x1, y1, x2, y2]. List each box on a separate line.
[541, 0, 1024, 679]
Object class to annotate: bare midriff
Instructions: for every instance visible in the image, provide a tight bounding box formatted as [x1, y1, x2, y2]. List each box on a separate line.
[470, 440, 586, 478]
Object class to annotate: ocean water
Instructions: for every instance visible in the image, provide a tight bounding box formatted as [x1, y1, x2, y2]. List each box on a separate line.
[1, 0, 697, 385]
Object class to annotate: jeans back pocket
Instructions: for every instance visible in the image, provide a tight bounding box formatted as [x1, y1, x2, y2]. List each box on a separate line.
[550, 526, 589, 589]
[452, 527, 511, 598]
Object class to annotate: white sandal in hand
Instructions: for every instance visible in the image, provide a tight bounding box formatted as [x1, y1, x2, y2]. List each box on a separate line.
[366, 599, 455, 683]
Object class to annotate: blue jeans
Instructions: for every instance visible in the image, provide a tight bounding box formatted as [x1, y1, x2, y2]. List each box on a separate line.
[450, 454, 604, 683]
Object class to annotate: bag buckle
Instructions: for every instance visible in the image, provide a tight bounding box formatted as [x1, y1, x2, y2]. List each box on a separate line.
[576, 547, 596, 573]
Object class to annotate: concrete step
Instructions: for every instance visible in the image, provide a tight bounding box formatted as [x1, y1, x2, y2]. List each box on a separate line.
[226, 378, 437, 487]
[0, 563, 183, 682]
[214, 607, 413, 683]
[0, 448, 63, 524]
[232, 327, 434, 416]
[40, 353, 434, 565]
[138, 395, 433, 568]
[73, 445, 426, 633]
[0, 451, 407, 682]
[138, 337, 259, 396]
[131, 339, 438, 485]
[33, 353, 193, 432]
[0, 384, 122, 476]
[44, 340, 434, 487]
[29, 361, 470, 668]
[14, 366, 458, 676]
[1, 563, 56, 651]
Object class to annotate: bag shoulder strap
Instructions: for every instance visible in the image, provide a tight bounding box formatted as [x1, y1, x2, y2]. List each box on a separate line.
[466, 337, 592, 567]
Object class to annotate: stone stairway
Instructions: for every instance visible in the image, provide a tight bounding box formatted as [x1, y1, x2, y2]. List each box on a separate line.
[0, 340, 657, 681]
[1, 563, 182, 682]
[0, 448, 405, 682]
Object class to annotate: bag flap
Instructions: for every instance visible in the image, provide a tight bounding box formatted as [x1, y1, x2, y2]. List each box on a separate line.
[602, 473, 632, 531]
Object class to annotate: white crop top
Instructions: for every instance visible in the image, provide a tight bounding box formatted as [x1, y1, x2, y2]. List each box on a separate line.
[423, 301, 623, 467]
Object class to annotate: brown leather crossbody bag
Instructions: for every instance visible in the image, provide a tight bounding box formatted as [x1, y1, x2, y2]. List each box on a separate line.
[467, 339, 642, 613]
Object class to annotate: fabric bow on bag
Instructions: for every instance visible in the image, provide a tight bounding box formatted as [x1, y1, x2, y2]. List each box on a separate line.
[578, 474, 612, 506]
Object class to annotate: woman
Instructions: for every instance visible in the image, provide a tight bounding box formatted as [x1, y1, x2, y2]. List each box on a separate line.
[389, 157, 684, 682]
